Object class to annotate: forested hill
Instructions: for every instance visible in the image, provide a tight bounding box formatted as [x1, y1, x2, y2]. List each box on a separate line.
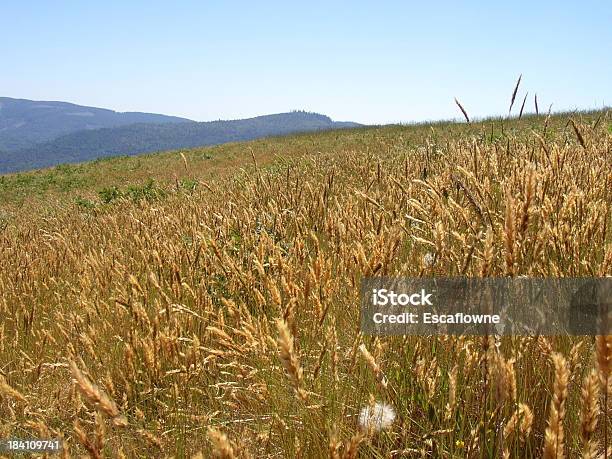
[0, 97, 191, 152]
[0, 111, 360, 173]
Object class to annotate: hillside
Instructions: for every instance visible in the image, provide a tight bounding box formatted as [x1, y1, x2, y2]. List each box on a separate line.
[0, 111, 610, 457]
[0, 111, 607, 209]
[0, 109, 360, 173]
[0, 97, 191, 152]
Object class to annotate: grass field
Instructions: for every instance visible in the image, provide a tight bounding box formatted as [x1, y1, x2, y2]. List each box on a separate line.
[0, 110, 611, 458]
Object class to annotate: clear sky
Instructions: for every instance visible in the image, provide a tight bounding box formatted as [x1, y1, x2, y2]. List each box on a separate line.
[1, 1, 610, 125]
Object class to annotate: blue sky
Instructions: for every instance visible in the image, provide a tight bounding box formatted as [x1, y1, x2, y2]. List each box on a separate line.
[1, 1, 610, 124]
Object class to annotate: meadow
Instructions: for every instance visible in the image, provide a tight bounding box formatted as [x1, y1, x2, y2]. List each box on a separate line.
[0, 110, 610, 458]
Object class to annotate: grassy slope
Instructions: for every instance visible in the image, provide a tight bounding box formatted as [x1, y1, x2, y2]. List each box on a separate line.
[0, 110, 611, 458]
[1, 111, 605, 208]
[0, 130, 366, 207]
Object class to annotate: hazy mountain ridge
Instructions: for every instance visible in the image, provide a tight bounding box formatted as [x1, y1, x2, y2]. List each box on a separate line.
[0, 97, 192, 152]
[0, 106, 360, 173]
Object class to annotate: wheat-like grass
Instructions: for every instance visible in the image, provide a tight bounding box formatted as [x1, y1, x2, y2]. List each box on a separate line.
[580, 368, 600, 459]
[358, 343, 389, 390]
[595, 334, 611, 458]
[543, 353, 570, 459]
[276, 319, 308, 401]
[454, 98, 470, 123]
[0, 375, 27, 403]
[69, 360, 127, 427]
[509, 74, 522, 114]
[0, 109, 609, 456]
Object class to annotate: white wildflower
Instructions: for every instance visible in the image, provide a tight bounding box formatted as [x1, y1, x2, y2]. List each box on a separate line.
[423, 252, 436, 268]
[358, 402, 396, 433]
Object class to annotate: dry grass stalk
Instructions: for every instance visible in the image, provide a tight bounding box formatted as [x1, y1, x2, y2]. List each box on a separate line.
[509, 74, 522, 114]
[180, 151, 189, 171]
[94, 411, 105, 454]
[480, 228, 495, 277]
[276, 319, 308, 400]
[595, 334, 611, 458]
[73, 420, 102, 459]
[519, 92, 529, 119]
[444, 364, 458, 421]
[69, 360, 127, 427]
[358, 344, 388, 389]
[543, 353, 570, 459]
[489, 350, 516, 404]
[0, 374, 27, 403]
[595, 335, 611, 389]
[454, 98, 470, 123]
[137, 428, 163, 449]
[329, 425, 342, 459]
[503, 193, 516, 276]
[569, 119, 587, 148]
[207, 427, 236, 459]
[341, 431, 365, 459]
[543, 103, 553, 134]
[518, 403, 533, 440]
[580, 369, 600, 458]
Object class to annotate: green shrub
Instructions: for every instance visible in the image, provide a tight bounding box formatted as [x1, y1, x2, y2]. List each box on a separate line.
[98, 186, 122, 203]
[180, 178, 198, 192]
[74, 196, 97, 210]
[125, 179, 166, 202]
[97, 180, 166, 205]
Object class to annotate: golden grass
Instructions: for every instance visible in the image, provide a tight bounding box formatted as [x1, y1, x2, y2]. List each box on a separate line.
[0, 110, 610, 457]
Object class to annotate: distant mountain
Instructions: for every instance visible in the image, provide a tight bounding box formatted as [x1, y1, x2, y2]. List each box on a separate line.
[0, 109, 360, 174]
[0, 97, 191, 152]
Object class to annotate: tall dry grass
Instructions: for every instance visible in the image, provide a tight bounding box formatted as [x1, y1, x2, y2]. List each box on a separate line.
[0, 110, 610, 457]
